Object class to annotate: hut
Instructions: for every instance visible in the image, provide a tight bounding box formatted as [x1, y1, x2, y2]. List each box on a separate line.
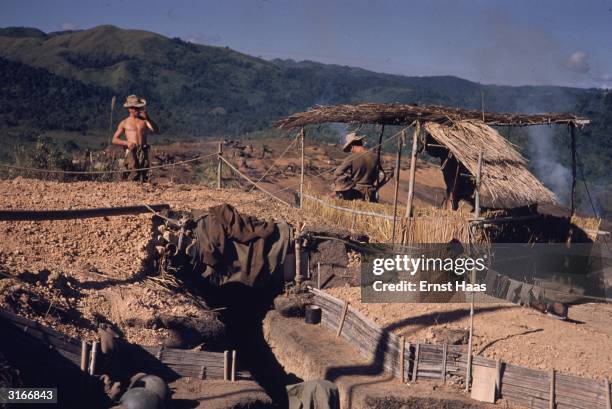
[275, 103, 596, 243]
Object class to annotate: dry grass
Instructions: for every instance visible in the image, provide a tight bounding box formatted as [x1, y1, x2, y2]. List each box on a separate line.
[302, 189, 474, 243]
[275, 103, 588, 129]
[571, 215, 602, 240]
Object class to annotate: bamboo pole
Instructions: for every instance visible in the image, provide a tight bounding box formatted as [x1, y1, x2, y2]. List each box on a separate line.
[399, 336, 405, 383]
[404, 121, 420, 243]
[299, 126, 305, 209]
[549, 368, 556, 409]
[411, 342, 420, 382]
[107, 96, 116, 146]
[80, 341, 89, 372]
[217, 141, 223, 189]
[88, 341, 98, 376]
[231, 350, 237, 382]
[337, 301, 349, 337]
[295, 236, 302, 287]
[474, 151, 483, 218]
[570, 123, 577, 216]
[605, 379, 611, 409]
[391, 130, 405, 244]
[466, 296, 475, 392]
[441, 342, 448, 383]
[223, 351, 229, 381]
[0, 204, 170, 221]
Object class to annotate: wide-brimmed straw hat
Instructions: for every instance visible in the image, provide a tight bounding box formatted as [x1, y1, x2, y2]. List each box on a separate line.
[123, 95, 147, 108]
[342, 132, 366, 152]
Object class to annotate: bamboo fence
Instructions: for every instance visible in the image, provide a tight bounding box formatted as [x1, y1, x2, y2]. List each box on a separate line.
[0, 308, 248, 381]
[309, 288, 611, 409]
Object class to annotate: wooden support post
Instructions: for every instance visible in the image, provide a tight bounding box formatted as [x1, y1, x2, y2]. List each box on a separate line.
[404, 122, 420, 243]
[337, 300, 349, 337]
[88, 341, 98, 376]
[399, 336, 405, 383]
[605, 379, 611, 409]
[107, 96, 116, 146]
[391, 130, 405, 244]
[466, 298, 474, 392]
[549, 368, 556, 409]
[80, 340, 89, 373]
[299, 126, 305, 209]
[495, 359, 502, 402]
[231, 350, 237, 382]
[569, 123, 577, 216]
[217, 141, 223, 189]
[441, 342, 448, 382]
[317, 262, 321, 290]
[474, 151, 483, 219]
[411, 342, 420, 382]
[295, 235, 302, 287]
[223, 350, 229, 381]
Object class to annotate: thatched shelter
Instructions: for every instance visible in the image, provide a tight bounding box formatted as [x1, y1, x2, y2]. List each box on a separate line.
[424, 120, 556, 207]
[275, 103, 589, 209]
[275, 103, 589, 129]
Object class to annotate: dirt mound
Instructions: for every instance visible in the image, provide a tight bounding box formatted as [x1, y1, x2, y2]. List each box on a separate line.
[0, 178, 330, 345]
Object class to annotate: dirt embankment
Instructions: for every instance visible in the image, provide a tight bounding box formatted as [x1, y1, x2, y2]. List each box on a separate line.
[0, 178, 329, 345]
[325, 286, 612, 382]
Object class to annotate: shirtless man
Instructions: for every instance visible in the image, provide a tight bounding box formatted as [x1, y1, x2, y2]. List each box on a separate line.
[112, 95, 159, 182]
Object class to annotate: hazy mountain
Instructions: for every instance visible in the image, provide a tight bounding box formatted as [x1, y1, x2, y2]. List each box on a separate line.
[0, 24, 610, 213]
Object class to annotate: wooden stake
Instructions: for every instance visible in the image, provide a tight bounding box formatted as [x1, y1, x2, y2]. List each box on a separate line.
[231, 350, 237, 382]
[495, 359, 502, 402]
[404, 122, 420, 243]
[80, 340, 89, 372]
[107, 96, 116, 146]
[391, 130, 404, 244]
[399, 336, 405, 383]
[88, 341, 98, 376]
[223, 350, 229, 381]
[295, 236, 302, 287]
[299, 126, 305, 209]
[605, 379, 611, 409]
[441, 342, 448, 383]
[569, 123, 577, 216]
[317, 262, 321, 290]
[466, 299, 474, 392]
[549, 368, 556, 409]
[336, 300, 349, 337]
[217, 141, 223, 189]
[474, 151, 483, 219]
[411, 342, 420, 382]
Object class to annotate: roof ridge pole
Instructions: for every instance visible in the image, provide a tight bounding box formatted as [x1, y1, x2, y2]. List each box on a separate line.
[404, 121, 420, 244]
[570, 123, 577, 216]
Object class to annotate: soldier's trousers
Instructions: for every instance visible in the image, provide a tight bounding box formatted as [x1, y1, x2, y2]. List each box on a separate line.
[123, 144, 150, 182]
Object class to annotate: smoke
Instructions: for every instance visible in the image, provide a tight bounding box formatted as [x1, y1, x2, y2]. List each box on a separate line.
[565, 51, 590, 74]
[527, 126, 571, 205]
[329, 123, 348, 144]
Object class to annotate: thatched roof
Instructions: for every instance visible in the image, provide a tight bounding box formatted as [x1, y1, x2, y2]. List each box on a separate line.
[424, 120, 557, 207]
[275, 103, 589, 129]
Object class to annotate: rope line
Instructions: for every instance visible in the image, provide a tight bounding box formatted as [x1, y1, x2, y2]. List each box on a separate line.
[248, 133, 300, 192]
[0, 152, 218, 175]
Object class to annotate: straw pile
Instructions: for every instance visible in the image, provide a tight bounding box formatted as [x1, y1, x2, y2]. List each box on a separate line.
[275, 103, 589, 129]
[302, 190, 474, 243]
[424, 120, 557, 208]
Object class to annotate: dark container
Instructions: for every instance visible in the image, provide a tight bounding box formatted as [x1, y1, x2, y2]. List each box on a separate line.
[304, 304, 322, 324]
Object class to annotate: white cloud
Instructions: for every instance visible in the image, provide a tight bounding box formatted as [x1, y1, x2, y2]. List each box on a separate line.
[564, 51, 590, 74]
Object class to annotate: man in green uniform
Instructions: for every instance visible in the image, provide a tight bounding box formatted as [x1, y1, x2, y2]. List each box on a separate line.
[332, 133, 385, 202]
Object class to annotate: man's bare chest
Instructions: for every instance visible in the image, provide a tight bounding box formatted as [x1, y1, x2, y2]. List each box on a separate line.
[124, 119, 147, 133]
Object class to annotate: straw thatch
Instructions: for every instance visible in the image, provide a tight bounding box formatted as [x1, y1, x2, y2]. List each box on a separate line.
[275, 103, 590, 129]
[424, 120, 557, 207]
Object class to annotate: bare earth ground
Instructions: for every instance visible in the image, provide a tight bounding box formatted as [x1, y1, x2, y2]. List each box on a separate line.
[325, 286, 612, 382]
[0, 178, 329, 345]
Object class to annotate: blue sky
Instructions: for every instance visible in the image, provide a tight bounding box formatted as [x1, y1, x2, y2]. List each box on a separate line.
[1, 0, 611, 88]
